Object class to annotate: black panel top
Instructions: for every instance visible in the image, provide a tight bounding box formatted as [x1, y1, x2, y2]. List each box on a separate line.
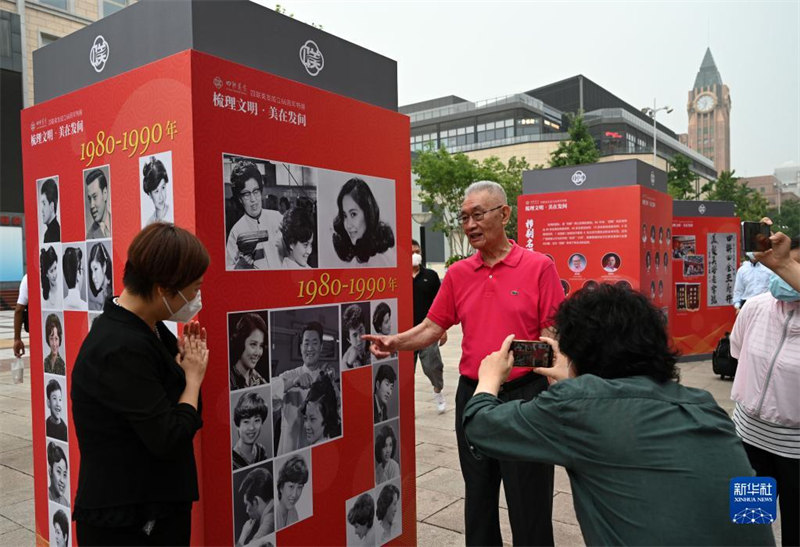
[32, 0, 397, 110]
[522, 159, 667, 195]
[673, 200, 736, 217]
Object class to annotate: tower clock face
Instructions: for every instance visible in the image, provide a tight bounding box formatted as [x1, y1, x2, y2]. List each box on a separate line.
[695, 94, 715, 113]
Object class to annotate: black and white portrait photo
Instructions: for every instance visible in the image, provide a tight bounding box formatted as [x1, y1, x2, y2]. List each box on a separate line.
[223, 154, 319, 271]
[47, 440, 70, 507]
[49, 504, 71, 547]
[341, 302, 370, 370]
[139, 152, 174, 226]
[274, 450, 313, 531]
[374, 419, 401, 485]
[86, 240, 113, 311]
[83, 165, 112, 240]
[373, 479, 402, 544]
[345, 491, 377, 547]
[230, 386, 273, 470]
[270, 306, 341, 456]
[371, 299, 397, 337]
[44, 375, 68, 442]
[37, 176, 61, 244]
[228, 311, 271, 391]
[42, 312, 66, 376]
[40, 244, 62, 310]
[317, 170, 397, 269]
[88, 312, 102, 331]
[232, 461, 276, 547]
[62, 243, 87, 310]
[373, 360, 398, 424]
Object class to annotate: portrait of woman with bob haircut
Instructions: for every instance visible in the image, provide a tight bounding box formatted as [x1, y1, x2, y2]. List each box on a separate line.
[300, 374, 341, 448]
[229, 313, 269, 390]
[87, 241, 113, 311]
[63, 245, 86, 310]
[40, 246, 61, 310]
[281, 206, 316, 269]
[376, 483, 401, 542]
[142, 155, 173, 225]
[346, 492, 376, 546]
[374, 423, 400, 484]
[232, 391, 271, 470]
[342, 303, 369, 369]
[372, 302, 392, 336]
[332, 178, 395, 266]
[71, 222, 210, 545]
[44, 313, 66, 375]
[47, 442, 70, 506]
[275, 454, 310, 530]
[51, 509, 69, 547]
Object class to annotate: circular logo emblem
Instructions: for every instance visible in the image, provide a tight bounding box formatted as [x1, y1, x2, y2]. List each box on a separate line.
[299, 40, 324, 76]
[571, 170, 587, 186]
[30, 122, 35, 131]
[89, 35, 109, 73]
[698, 204, 707, 215]
[213, 76, 223, 90]
[650, 171, 656, 186]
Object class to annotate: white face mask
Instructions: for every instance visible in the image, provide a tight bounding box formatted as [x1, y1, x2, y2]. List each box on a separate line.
[411, 252, 423, 267]
[163, 289, 202, 322]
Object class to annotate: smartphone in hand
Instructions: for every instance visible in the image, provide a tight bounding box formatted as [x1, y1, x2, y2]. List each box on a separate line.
[741, 221, 771, 253]
[510, 340, 553, 368]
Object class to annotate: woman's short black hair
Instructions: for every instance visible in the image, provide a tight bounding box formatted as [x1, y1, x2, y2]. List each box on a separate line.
[302, 374, 340, 439]
[88, 242, 113, 297]
[122, 223, 209, 299]
[230, 160, 263, 196]
[374, 424, 397, 463]
[233, 391, 268, 427]
[47, 441, 67, 468]
[347, 493, 375, 528]
[332, 178, 395, 263]
[343, 304, 366, 333]
[40, 246, 58, 300]
[277, 455, 309, 498]
[239, 467, 273, 504]
[62, 246, 82, 290]
[375, 484, 400, 521]
[281, 206, 315, 251]
[229, 313, 267, 366]
[142, 157, 169, 194]
[53, 509, 69, 539]
[45, 314, 62, 347]
[372, 303, 391, 333]
[555, 283, 679, 383]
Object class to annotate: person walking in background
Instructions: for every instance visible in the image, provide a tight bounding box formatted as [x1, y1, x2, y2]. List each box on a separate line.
[365, 181, 564, 546]
[13, 274, 28, 358]
[733, 252, 772, 313]
[411, 239, 448, 413]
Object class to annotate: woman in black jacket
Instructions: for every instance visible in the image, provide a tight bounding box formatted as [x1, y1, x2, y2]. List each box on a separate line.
[71, 223, 210, 546]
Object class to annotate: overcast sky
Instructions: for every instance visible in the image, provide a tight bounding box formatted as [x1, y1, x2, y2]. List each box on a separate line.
[260, 1, 798, 178]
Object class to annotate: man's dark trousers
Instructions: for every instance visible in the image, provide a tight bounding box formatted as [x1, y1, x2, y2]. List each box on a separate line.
[455, 375, 555, 546]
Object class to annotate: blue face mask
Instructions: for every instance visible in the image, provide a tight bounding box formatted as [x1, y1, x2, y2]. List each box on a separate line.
[769, 273, 800, 302]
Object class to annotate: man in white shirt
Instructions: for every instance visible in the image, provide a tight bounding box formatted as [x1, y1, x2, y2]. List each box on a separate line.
[13, 275, 28, 357]
[733, 253, 772, 312]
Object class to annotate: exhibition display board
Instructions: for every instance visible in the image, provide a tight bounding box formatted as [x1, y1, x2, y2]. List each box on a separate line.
[670, 201, 738, 357]
[22, 2, 413, 545]
[518, 160, 672, 319]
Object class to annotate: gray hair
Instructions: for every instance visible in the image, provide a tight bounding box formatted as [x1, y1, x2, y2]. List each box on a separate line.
[464, 180, 507, 205]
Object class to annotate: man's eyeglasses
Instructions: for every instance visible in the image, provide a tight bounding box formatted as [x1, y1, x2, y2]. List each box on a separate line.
[458, 205, 503, 225]
[239, 188, 262, 201]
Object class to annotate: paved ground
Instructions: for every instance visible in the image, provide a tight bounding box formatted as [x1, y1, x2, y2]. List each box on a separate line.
[0, 310, 782, 545]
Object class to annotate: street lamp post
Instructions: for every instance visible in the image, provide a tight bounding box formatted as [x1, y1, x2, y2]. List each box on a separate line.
[411, 211, 434, 267]
[641, 99, 673, 168]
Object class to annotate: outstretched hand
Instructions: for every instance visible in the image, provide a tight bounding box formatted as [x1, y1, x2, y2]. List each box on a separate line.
[362, 334, 398, 359]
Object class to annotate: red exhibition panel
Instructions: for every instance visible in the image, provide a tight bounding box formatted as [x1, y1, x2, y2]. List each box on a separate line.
[22, 50, 413, 546]
[670, 215, 739, 356]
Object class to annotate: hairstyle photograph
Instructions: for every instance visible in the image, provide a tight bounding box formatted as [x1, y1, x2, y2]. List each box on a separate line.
[140, 152, 174, 227]
[332, 178, 395, 264]
[281, 205, 317, 269]
[62, 246, 82, 290]
[84, 165, 112, 240]
[277, 454, 310, 493]
[230, 386, 273, 468]
[345, 492, 376, 545]
[38, 176, 61, 244]
[231, 460, 274, 545]
[228, 311, 270, 389]
[301, 374, 342, 443]
[40, 245, 59, 304]
[372, 301, 393, 335]
[374, 423, 398, 463]
[51, 508, 69, 547]
[375, 483, 400, 522]
[373, 361, 399, 422]
[87, 240, 113, 310]
[274, 450, 313, 526]
[341, 302, 370, 369]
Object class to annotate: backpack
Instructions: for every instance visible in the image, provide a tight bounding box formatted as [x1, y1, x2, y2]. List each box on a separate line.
[712, 332, 738, 379]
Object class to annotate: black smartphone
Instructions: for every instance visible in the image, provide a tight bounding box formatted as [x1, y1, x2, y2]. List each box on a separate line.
[510, 340, 553, 368]
[740, 222, 771, 253]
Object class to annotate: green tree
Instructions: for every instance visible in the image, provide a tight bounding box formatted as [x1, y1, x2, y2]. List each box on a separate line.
[274, 4, 323, 28]
[548, 112, 600, 167]
[667, 154, 696, 200]
[704, 170, 768, 221]
[767, 198, 800, 235]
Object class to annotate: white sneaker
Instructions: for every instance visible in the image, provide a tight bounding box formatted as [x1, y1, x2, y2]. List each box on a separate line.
[434, 391, 446, 414]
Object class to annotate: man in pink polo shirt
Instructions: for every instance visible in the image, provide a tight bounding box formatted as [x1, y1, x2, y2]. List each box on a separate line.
[365, 181, 564, 546]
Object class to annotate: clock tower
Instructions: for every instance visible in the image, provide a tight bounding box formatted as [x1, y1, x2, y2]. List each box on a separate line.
[686, 48, 731, 174]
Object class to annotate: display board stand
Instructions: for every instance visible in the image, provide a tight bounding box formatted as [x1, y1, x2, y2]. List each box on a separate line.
[23, 2, 413, 545]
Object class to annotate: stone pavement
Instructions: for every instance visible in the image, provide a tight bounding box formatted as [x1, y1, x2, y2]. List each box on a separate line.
[0, 309, 782, 545]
